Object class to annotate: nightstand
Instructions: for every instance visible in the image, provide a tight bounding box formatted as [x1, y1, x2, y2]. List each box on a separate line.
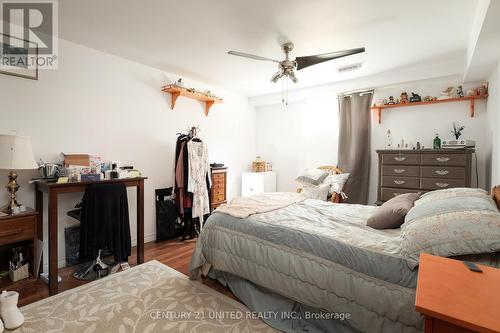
[0, 209, 38, 278]
[416, 253, 500, 333]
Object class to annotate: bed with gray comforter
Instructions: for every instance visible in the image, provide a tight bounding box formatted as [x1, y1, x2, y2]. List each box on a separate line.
[190, 197, 424, 332]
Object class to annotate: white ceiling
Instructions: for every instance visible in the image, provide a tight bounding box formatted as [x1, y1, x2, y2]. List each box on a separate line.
[59, 0, 479, 97]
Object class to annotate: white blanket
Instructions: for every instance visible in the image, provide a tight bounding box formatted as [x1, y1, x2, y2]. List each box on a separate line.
[215, 192, 305, 218]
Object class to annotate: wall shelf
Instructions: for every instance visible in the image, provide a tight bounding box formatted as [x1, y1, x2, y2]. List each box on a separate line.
[161, 84, 223, 116]
[370, 95, 488, 124]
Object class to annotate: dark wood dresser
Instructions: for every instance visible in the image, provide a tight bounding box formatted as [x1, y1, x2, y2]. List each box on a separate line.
[211, 167, 227, 211]
[376, 149, 474, 204]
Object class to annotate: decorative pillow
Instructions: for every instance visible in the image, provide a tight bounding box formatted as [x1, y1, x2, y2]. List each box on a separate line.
[367, 193, 420, 230]
[295, 168, 328, 186]
[300, 184, 330, 201]
[401, 194, 500, 269]
[414, 187, 489, 207]
[323, 173, 350, 195]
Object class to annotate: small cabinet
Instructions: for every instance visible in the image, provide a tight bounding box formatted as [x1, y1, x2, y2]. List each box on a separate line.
[211, 167, 227, 211]
[242, 171, 276, 197]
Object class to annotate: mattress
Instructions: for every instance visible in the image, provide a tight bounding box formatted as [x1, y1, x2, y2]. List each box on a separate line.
[190, 198, 423, 332]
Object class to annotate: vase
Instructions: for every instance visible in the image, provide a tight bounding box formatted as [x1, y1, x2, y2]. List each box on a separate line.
[0, 291, 24, 330]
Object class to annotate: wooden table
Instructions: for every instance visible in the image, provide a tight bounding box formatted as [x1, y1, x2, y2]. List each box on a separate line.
[35, 177, 147, 296]
[416, 253, 500, 333]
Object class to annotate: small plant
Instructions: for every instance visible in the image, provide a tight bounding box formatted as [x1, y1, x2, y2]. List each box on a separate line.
[451, 122, 465, 140]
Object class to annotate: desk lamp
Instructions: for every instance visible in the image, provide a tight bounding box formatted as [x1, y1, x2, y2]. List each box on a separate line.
[0, 134, 38, 214]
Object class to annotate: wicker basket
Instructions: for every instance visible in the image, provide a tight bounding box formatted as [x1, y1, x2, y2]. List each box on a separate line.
[252, 156, 266, 172]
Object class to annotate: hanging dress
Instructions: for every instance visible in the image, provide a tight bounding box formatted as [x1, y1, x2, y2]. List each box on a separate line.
[187, 140, 211, 226]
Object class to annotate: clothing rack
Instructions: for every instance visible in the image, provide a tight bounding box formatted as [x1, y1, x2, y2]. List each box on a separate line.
[173, 126, 212, 241]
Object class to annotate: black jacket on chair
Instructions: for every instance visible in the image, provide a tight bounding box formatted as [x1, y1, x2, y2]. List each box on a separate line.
[79, 183, 131, 263]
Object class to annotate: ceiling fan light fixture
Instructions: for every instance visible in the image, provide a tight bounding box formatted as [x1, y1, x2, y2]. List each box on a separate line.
[270, 71, 284, 83]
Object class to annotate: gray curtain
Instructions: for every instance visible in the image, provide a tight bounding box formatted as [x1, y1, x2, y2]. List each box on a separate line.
[337, 92, 373, 204]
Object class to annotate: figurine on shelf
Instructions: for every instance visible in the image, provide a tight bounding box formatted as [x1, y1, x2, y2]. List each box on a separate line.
[438, 86, 456, 100]
[409, 92, 422, 103]
[176, 78, 183, 87]
[478, 83, 488, 96]
[395, 98, 400, 104]
[423, 96, 437, 102]
[451, 122, 465, 140]
[466, 88, 476, 96]
[387, 96, 395, 105]
[457, 85, 464, 98]
[400, 92, 409, 104]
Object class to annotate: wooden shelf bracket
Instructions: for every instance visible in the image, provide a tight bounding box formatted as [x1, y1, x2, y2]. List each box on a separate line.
[170, 91, 181, 110]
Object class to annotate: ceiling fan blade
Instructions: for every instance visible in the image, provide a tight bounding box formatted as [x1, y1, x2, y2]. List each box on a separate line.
[228, 51, 280, 63]
[288, 71, 298, 83]
[270, 71, 284, 83]
[295, 47, 365, 70]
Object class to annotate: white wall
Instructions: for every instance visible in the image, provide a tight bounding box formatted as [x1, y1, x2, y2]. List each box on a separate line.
[487, 62, 500, 187]
[256, 97, 339, 192]
[255, 75, 488, 203]
[0, 39, 256, 268]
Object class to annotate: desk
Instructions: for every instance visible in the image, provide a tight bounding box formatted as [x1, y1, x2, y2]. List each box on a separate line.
[35, 177, 147, 296]
[416, 253, 500, 333]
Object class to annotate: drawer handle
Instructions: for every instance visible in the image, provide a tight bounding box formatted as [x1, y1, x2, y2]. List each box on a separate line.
[0, 229, 23, 237]
[436, 157, 450, 163]
[435, 182, 449, 188]
[394, 156, 406, 162]
[393, 192, 401, 197]
[393, 180, 405, 185]
[393, 168, 406, 174]
[435, 170, 450, 175]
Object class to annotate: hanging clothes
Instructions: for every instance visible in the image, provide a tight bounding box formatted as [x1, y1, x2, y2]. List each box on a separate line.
[187, 140, 211, 226]
[79, 183, 131, 263]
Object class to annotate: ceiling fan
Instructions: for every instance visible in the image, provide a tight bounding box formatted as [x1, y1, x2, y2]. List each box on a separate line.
[228, 42, 365, 84]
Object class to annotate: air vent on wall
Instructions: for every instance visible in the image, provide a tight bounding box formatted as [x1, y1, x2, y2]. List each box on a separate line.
[338, 62, 362, 73]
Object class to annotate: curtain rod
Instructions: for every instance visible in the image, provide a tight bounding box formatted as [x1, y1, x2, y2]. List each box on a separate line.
[337, 88, 374, 98]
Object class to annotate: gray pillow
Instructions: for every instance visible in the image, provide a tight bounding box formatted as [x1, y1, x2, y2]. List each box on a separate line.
[367, 193, 420, 230]
[295, 168, 328, 186]
[401, 195, 500, 269]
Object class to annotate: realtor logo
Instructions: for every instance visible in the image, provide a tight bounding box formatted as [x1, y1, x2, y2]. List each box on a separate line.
[0, 0, 58, 72]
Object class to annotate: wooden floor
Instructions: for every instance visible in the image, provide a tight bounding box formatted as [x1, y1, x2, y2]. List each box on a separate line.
[0, 238, 235, 307]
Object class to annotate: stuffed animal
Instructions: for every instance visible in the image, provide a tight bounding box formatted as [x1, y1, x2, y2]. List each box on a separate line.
[400, 92, 409, 103]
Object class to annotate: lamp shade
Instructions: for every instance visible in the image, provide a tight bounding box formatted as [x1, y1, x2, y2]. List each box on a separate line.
[0, 134, 38, 170]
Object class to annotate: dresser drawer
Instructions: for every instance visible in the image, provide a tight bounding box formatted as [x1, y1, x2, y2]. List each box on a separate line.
[380, 188, 423, 201]
[213, 194, 226, 202]
[382, 176, 420, 189]
[382, 165, 420, 177]
[421, 166, 466, 179]
[420, 178, 465, 190]
[381, 153, 420, 165]
[421, 153, 467, 166]
[212, 173, 225, 180]
[212, 182, 225, 190]
[0, 216, 36, 246]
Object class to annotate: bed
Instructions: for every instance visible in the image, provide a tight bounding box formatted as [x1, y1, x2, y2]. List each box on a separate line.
[190, 188, 500, 333]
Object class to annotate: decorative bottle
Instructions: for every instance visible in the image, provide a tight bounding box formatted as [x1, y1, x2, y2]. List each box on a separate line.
[385, 130, 392, 149]
[433, 134, 441, 150]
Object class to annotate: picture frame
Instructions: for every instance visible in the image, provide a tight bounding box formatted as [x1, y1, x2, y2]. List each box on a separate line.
[0, 32, 38, 80]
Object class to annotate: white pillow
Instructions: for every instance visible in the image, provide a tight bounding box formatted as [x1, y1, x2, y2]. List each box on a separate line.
[323, 173, 350, 195]
[300, 184, 330, 201]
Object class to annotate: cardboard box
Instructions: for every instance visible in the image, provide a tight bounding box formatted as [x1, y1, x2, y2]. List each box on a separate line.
[63, 153, 90, 167]
[9, 263, 29, 282]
